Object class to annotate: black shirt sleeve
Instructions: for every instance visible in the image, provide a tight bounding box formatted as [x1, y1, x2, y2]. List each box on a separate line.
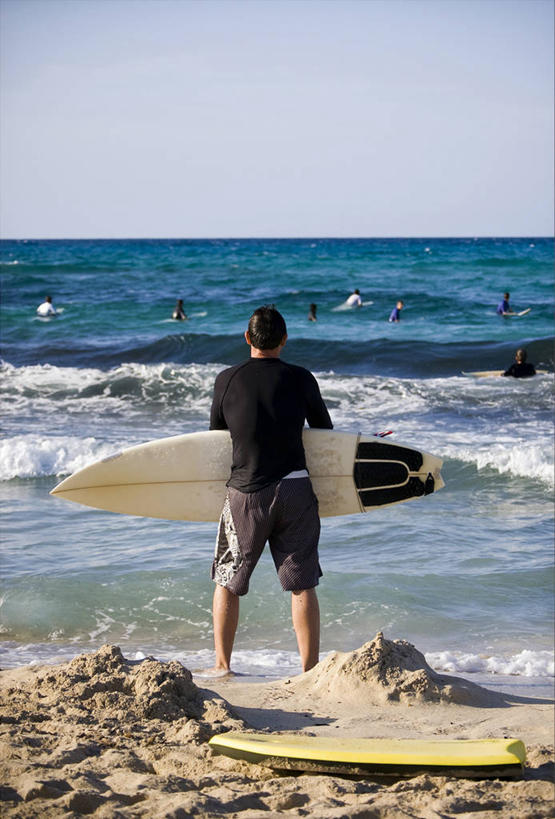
[302, 370, 333, 429]
[209, 370, 229, 430]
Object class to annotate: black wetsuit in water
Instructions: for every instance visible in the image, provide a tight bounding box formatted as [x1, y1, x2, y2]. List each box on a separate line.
[503, 362, 536, 378]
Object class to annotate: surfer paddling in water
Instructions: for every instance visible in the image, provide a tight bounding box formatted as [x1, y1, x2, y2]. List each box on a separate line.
[208, 305, 333, 675]
[503, 348, 536, 378]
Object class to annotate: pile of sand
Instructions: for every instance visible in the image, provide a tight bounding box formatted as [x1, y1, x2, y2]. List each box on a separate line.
[0, 644, 249, 815]
[0, 641, 553, 818]
[289, 632, 504, 706]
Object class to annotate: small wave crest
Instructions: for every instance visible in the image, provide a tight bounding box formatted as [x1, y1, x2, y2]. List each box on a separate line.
[426, 648, 554, 678]
[1, 359, 219, 415]
[440, 438, 555, 487]
[3, 333, 553, 377]
[0, 434, 118, 481]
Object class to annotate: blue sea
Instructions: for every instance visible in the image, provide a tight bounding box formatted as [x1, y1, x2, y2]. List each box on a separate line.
[1, 238, 553, 692]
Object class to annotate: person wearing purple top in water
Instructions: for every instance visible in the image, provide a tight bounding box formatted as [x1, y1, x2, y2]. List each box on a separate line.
[389, 300, 404, 322]
[496, 292, 511, 315]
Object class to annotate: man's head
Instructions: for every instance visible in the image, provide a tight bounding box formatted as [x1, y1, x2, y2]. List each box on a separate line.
[515, 348, 527, 363]
[246, 306, 287, 351]
[504, 292, 510, 300]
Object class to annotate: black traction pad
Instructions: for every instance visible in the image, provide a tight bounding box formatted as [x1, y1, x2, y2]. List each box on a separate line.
[355, 441, 433, 507]
[356, 441, 423, 471]
[358, 477, 434, 507]
[354, 460, 409, 489]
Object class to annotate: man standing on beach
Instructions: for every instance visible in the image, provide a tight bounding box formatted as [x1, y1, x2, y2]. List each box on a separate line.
[209, 305, 333, 674]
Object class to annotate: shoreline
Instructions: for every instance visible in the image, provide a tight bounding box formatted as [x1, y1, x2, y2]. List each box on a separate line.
[2, 642, 553, 701]
[1, 635, 553, 817]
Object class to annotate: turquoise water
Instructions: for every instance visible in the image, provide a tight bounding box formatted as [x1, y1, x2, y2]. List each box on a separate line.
[0, 237, 553, 682]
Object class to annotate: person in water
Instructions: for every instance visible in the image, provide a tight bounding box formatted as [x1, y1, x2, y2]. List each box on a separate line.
[36, 295, 57, 317]
[388, 300, 404, 322]
[308, 303, 317, 321]
[496, 292, 512, 315]
[346, 289, 362, 308]
[209, 305, 333, 675]
[172, 299, 187, 320]
[503, 348, 536, 378]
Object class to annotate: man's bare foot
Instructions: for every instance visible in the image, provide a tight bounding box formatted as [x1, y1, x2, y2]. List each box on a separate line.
[192, 667, 235, 679]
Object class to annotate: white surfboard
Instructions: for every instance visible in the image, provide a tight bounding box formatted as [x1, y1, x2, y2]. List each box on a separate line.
[50, 430, 444, 522]
[499, 307, 531, 317]
[462, 370, 547, 378]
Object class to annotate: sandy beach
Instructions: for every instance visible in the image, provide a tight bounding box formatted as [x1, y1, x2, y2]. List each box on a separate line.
[0, 632, 553, 818]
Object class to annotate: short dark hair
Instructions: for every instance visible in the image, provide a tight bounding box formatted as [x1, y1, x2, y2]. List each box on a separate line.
[248, 305, 287, 349]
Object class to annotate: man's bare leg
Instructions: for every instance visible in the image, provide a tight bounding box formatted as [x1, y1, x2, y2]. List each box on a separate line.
[213, 584, 239, 672]
[291, 587, 320, 672]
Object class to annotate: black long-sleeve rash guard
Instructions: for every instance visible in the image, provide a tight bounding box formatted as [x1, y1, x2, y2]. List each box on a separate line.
[209, 357, 333, 492]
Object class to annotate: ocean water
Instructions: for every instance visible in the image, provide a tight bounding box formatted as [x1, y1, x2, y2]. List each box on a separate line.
[1, 238, 554, 690]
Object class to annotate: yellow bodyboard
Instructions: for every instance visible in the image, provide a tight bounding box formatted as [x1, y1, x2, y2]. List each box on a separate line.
[209, 732, 525, 778]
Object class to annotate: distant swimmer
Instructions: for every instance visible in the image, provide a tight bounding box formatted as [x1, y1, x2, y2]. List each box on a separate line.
[503, 348, 536, 378]
[36, 295, 57, 317]
[308, 303, 317, 322]
[388, 300, 404, 322]
[496, 292, 511, 316]
[346, 289, 362, 308]
[172, 299, 188, 320]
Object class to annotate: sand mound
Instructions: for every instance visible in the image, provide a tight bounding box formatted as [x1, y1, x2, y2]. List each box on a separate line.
[293, 632, 504, 706]
[1, 644, 243, 740]
[30, 644, 205, 721]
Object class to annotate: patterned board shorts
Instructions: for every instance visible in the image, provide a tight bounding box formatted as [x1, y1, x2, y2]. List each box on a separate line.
[211, 477, 322, 596]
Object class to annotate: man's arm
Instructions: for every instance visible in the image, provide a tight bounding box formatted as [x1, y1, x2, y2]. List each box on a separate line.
[209, 373, 229, 430]
[305, 372, 333, 429]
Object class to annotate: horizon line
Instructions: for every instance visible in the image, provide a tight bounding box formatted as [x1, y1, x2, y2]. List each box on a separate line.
[1, 234, 553, 242]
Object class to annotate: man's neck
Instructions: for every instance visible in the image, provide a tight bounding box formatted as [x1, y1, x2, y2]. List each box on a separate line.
[250, 347, 281, 359]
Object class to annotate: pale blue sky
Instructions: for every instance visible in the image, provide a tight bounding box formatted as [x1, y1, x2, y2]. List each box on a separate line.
[1, 0, 553, 238]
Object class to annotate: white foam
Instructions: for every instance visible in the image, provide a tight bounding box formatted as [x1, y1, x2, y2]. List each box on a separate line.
[0, 434, 119, 480]
[152, 647, 303, 679]
[0, 360, 218, 430]
[426, 649, 554, 678]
